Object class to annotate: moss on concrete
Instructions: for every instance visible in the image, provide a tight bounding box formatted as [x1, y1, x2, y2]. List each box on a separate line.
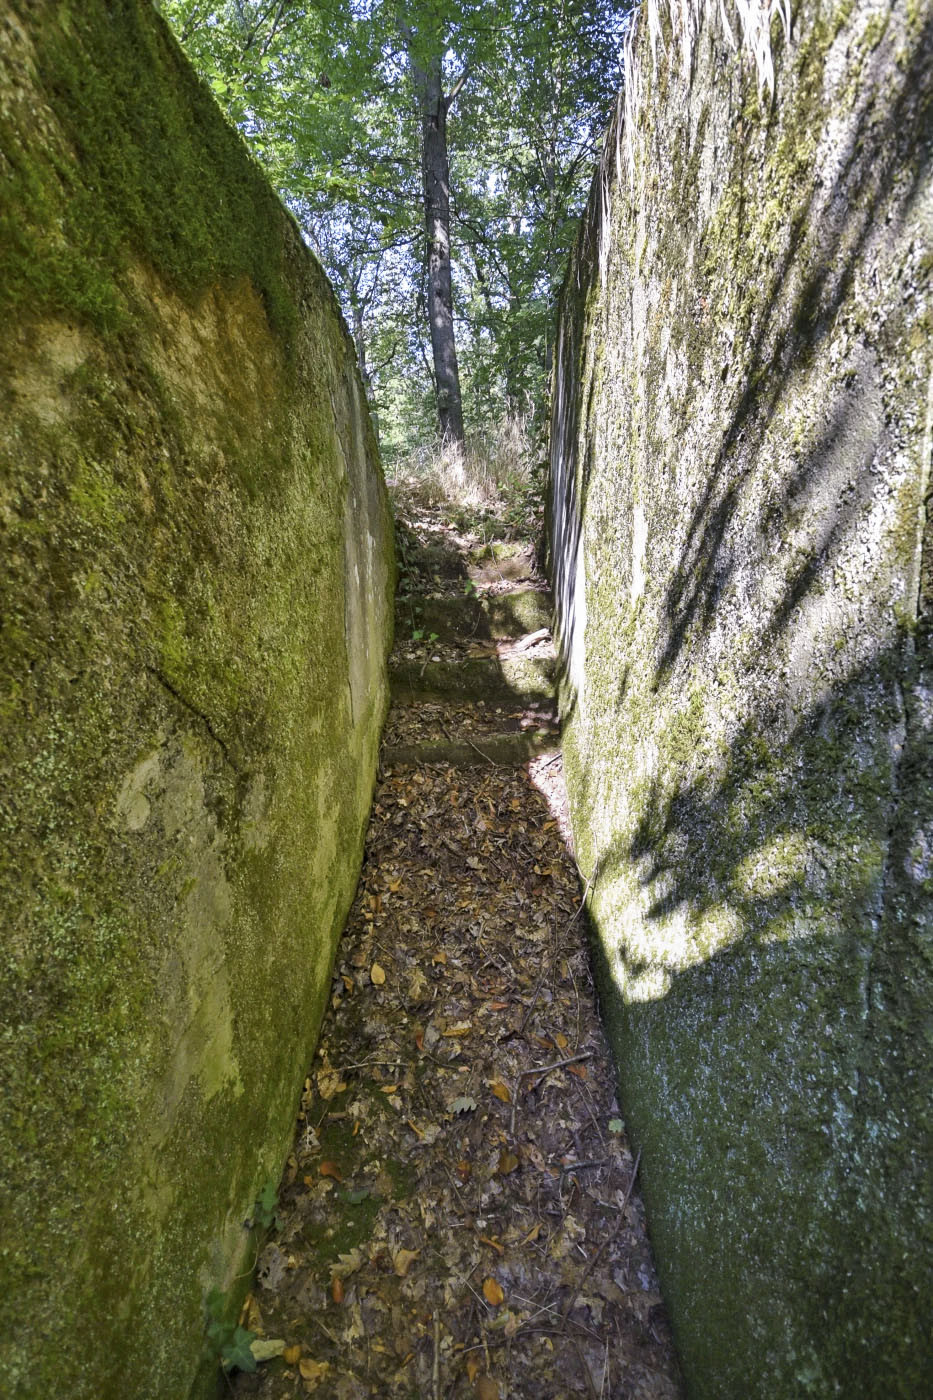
[0, 4, 393, 1397]
[550, 2, 932, 1395]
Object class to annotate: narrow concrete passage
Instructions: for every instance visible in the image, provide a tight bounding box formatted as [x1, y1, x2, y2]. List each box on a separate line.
[232, 512, 683, 1399]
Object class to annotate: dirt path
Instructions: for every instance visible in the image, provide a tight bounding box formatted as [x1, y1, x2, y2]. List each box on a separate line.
[231, 512, 683, 1400]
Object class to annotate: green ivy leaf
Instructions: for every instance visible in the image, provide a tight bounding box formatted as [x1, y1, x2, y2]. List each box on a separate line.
[222, 1326, 259, 1373]
[338, 1186, 371, 1204]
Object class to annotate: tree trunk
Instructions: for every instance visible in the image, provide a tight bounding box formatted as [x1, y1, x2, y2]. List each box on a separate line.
[408, 52, 465, 445]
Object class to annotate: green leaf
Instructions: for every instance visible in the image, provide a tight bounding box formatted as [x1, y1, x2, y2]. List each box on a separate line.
[338, 1186, 372, 1204]
[222, 1326, 259, 1373]
[253, 1179, 279, 1229]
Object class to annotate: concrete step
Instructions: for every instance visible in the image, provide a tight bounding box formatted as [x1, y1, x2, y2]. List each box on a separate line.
[467, 541, 537, 585]
[389, 652, 556, 704]
[397, 587, 551, 643]
[381, 728, 560, 769]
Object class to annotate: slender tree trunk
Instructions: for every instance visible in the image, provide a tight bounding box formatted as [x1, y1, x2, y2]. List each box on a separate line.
[350, 298, 379, 439]
[408, 51, 465, 446]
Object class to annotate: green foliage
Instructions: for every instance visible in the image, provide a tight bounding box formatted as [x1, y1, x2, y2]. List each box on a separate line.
[205, 1288, 257, 1374]
[159, 0, 633, 454]
[250, 1179, 279, 1230]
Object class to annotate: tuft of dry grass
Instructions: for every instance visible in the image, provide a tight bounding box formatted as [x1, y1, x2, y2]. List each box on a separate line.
[386, 416, 541, 536]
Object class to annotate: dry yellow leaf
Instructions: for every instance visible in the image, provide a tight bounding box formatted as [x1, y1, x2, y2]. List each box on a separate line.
[370, 962, 386, 985]
[554, 1032, 569, 1050]
[431, 950, 448, 965]
[522, 1222, 543, 1244]
[489, 1081, 512, 1103]
[316, 1066, 346, 1100]
[299, 1357, 330, 1390]
[249, 1338, 286, 1363]
[393, 1247, 420, 1277]
[475, 1376, 500, 1400]
[479, 1234, 504, 1255]
[319, 1160, 343, 1181]
[482, 1276, 504, 1306]
[283, 1345, 302, 1365]
[497, 1151, 520, 1175]
[466, 1355, 482, 1383]
[443, 1022, 471, 1037]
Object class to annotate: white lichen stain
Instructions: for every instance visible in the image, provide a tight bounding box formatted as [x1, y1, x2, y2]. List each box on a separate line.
[630, 501, 648, 604]
[115, 750, 162, 831]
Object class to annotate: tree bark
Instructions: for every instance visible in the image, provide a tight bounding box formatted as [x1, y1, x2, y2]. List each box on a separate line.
[408, 51, 465, 445]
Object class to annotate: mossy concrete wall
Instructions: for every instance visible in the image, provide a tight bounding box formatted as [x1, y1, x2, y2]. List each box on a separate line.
[0, 3, 393, 1396]
[549, 2, 931, 1394]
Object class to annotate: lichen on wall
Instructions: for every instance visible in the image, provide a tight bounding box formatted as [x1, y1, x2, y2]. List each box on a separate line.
[0, 3, 393, 1397]
[549, 1, 931, 1394]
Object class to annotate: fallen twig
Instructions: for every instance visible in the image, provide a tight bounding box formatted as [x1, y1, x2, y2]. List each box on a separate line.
[511, 1052, 594, 1135]
[439, 717, 497, 766]
[523, 1051, 593, 1083]
[560, 1150, 641, 1323]
[520, 862, 598, 1034]
[432, 1310, 441, 1400]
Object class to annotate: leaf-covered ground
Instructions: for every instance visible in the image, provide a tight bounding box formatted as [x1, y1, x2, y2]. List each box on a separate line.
[231, 509, 683, 1399]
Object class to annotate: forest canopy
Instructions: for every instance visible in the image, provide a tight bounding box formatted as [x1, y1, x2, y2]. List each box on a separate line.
[159, 1, 631, 461]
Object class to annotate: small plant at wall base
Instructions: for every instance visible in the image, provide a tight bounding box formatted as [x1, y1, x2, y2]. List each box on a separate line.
[249, 1180, 280, 1231]
[205, 1288, 258, 1375]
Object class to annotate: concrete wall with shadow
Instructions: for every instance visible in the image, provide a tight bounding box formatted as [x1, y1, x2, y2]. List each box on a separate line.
[548, 3, 932, 1394]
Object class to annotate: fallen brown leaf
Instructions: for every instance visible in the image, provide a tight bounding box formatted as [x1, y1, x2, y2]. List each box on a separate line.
[315, 1065, 346, 1100]
[331, 1276, 344, 1304]
[393, 1247, 420, 1277]
[482, 1276, 505, 1306]
[497, 1151, 520, 1175]
[489, 1080, 511, 1103]
[475, 1373, 500, 1399]
[370, 962, 386, 985]
[319, 1161, 343, 1181]
[283, 1344, 302, 1365]
[299, 1357, 330, 1390]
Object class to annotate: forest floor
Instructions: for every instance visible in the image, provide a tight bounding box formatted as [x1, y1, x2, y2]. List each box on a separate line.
[229, 502, 683, 1400]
